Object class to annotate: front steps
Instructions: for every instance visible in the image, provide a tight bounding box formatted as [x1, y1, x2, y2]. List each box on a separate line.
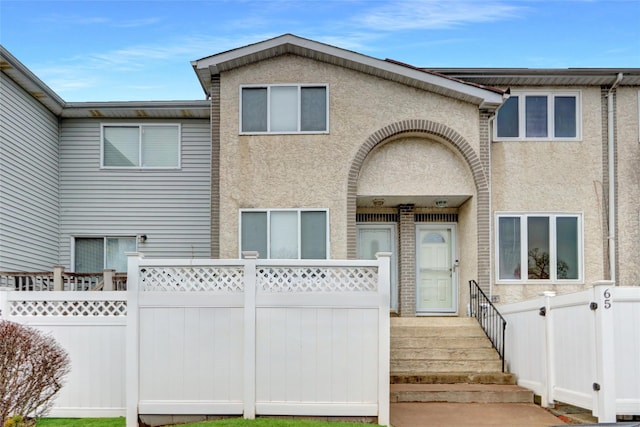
[390, 317, 533, 404]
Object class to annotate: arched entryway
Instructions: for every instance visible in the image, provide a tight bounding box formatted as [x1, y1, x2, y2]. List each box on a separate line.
[347, 120, 490, 316]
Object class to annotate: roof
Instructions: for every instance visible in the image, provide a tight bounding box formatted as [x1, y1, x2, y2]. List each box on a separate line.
[191, 34, 506, 110]
[428, 68, 640, 87]
[0, 45, 210, 119]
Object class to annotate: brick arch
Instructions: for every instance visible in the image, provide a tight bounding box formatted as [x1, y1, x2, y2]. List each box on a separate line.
[346, 119, 491, 289]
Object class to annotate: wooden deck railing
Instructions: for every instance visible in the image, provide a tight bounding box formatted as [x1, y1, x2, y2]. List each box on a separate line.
[0, 267, 127, 291]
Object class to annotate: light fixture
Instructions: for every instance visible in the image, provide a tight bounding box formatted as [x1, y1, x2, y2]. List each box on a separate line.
[138, 235, 147, 244]
[434, 199, 448, 208]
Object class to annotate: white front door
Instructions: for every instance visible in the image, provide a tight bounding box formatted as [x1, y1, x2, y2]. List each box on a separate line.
[416, 225, 457, 314]
[357, 224, 398, 311]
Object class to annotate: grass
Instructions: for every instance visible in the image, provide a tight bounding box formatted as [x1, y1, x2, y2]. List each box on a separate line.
[37, 418, 377, 427]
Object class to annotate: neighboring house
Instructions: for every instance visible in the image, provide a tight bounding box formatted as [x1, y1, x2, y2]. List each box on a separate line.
[1, 34, 639, 314]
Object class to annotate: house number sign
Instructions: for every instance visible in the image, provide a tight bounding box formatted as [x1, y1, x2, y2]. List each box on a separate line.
[603, 288, 612, 309]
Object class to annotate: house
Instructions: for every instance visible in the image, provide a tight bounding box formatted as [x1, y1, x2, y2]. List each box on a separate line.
[2, 34, 639, 314]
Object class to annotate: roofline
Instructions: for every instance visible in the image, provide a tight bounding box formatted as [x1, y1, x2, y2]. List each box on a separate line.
[192, 34, 505, 109]
[1, 44, 66, 115]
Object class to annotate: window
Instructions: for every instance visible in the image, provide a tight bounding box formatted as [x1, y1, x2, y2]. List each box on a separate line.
[496, 213, 582, 282]
[240, 209, 328, 259]
[240, 85, 328, 133]
[74, 237, 137, 272]
[495, 92, 580, 140]
[102, 124, 180, 168]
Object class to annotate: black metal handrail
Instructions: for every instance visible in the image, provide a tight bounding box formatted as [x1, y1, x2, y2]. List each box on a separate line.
[469, 280, 507, 372]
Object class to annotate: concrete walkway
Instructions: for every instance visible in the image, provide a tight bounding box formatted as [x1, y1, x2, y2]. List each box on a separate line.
[390, 402, 566, 427]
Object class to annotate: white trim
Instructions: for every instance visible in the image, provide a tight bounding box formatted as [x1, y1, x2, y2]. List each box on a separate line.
[494, 90, 582, 142]
[415, 223, 458, 314]
[238, 208, 330, 259]
[494, 212, 584, 284]
[100, 123, 182, 169]
[239, 84, 330, 134]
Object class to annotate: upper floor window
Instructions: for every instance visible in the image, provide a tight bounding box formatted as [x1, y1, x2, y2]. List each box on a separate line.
[240, 209, 328, 259]
[240, 85, 328, 134]
[495, 92, 580, 141]
[102, 124, 180, 168]
[496, 213, 582, 283]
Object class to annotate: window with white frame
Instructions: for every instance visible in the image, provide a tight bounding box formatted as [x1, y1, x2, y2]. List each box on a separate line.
[240, 85, 328, 133]
[240, 209, 328, 259]
[496, 213, 582, 282]
[495, 91, 580, 140]
[102, 124, 180, 168]
[74, 237, 137, 272]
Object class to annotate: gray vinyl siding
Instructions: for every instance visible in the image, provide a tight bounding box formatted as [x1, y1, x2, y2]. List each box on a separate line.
[58, 119, 211, 270]
[0, 73, 60, 271]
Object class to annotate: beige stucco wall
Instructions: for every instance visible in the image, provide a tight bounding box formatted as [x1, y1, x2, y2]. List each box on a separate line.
[217, 54, 483, 260]
[491, 86, 607, 303]
[616, 87, 640, 286]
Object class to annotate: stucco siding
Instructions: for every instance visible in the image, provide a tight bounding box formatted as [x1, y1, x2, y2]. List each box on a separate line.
[616, 87, 640, 286]
[0, 73, 60, 271]
[58, 119, 211, 269]
[491, 86, 607, 302]
[217, 54, 482, 259]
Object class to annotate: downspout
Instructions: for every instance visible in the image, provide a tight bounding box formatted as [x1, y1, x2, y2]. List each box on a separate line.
[607, 73, 623, 283]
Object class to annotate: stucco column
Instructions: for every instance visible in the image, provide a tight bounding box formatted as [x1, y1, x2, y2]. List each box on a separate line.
[398, 204, 416, 317]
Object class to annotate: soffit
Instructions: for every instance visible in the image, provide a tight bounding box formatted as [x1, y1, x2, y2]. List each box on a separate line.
[429, 68, 640, 87]
[1, 45, 65, 115]
[61, 101, 211, 119]
[192, 34, 505, 109]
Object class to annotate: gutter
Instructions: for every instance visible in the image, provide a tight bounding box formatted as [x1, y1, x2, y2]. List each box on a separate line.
[607, 72, 623, 283]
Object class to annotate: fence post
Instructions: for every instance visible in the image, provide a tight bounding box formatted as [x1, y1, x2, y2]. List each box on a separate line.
[376, 252, 391, 427]
[103, 269, 115, 291]
[53, 265, 65, 291]
[542, 291, 556, 408]
[126, 253, 142, 427]
[242, 251, 258, 420]
[593, 280, 617, 422]
[0, 286, 13, 319]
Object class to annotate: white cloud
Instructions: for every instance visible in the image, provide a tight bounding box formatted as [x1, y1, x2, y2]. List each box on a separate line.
[355, 0, 525, 30]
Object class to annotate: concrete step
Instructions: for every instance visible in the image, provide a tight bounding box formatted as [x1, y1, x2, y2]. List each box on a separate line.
[391, 372, 517, 385]
[392, 326, 487, 338]
[391, 317, 478, 327]
[391, 347, 501, 361]
[391, 336, 494, 349]
[391, 359, 504, 373]
[390, 384, 534, 404]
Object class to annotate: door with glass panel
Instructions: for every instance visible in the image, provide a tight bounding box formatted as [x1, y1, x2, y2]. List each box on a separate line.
[357, 224, 398, 312]
[416, 225, 457, 313]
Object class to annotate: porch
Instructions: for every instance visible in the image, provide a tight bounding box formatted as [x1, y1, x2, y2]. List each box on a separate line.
[0, 267, 127, 291]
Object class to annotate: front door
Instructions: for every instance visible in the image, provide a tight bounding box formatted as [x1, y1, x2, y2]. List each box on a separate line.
[416, 225, 457, 314]
[357, 224, 398, 311]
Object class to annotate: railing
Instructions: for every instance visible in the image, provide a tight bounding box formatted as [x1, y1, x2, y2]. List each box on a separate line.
[469, 279, 506, 372]
[0, 269, 127, 291]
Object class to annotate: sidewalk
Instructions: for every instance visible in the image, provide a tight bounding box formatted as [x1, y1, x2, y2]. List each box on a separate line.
[390, 402, 567, 427]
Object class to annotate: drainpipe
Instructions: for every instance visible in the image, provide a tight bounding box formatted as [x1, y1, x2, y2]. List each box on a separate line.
[607, 73, 623, 283]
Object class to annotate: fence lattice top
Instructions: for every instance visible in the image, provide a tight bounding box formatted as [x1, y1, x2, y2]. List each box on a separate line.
[257, 266, 378, 292]
[139, 266, 245, 292]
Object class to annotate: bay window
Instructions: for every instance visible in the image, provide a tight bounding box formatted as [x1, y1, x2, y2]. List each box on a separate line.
[495, 91, 580, 140]
[240, 84, 328, 133]
[496, 213, 582, 282]
[240, 209, 328, 259]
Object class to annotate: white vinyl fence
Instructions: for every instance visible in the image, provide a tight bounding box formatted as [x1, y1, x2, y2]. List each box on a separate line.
[0, 289, 127, 417]
[1, 253, 391, 426]
[126, 252, 390, 427]
[500, 281, 640, 422]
